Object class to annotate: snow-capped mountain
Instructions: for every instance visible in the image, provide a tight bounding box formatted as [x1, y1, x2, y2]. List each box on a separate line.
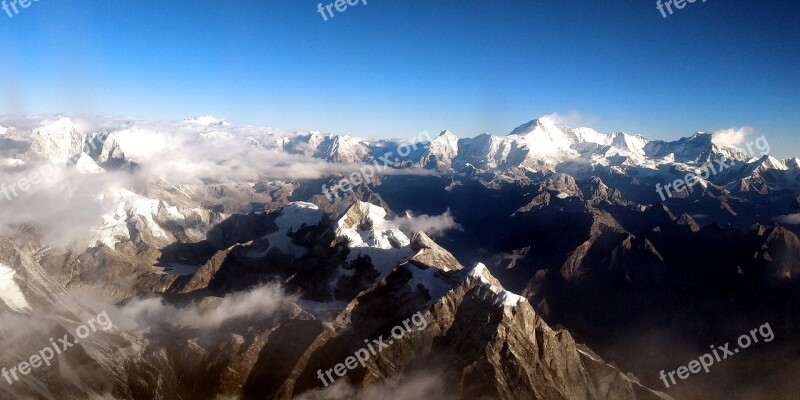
[282, 131, 373, 163]
[418, 129, 459, 170]
[0, 114, 798, 400]
[7, 115, 782, 189]
[23, 117, 88, 163]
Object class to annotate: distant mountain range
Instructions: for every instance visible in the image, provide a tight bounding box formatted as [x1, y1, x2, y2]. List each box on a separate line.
[0, 115, 798, 399]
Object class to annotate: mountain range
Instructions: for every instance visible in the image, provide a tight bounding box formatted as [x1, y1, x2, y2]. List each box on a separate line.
[0, 114, 798, 400]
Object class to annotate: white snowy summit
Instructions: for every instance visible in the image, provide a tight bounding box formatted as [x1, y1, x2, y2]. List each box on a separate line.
[24, 117, 87, 163]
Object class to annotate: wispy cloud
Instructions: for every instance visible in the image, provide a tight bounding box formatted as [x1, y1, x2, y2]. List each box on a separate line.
[539, 111, 597, 128]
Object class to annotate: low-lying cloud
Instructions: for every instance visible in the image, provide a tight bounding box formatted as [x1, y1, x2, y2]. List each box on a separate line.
[0, 162, 134, 245]
[774, 213, 800, 225]
[295, 372, 448, 400]
[110, 284, 294, 330]
[391, 209, 461, 238]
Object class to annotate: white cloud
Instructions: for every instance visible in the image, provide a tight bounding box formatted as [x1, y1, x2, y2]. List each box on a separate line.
[112, 284, 294, 330]
[0, 162, 135, 245]
[539, 111, 596, 128]
[92, 118, 427, 185]
[294, 372, 446, 400]
[391, 209, 461, 238]
[711, 126, 755, 147]
[774, 213, 800, 225]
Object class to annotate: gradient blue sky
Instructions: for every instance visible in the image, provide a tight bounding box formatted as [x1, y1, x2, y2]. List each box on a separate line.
[1, 0, 798, 154]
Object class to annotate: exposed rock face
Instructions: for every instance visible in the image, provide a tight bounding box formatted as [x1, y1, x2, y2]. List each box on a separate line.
[277, 259, 670, 400]
[0, 239, 137, 400]
[0, 202, 671, 400]
[409, 231, 464, 271]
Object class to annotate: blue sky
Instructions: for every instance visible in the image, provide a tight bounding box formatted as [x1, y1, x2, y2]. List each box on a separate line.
[1, 0, 799, 154]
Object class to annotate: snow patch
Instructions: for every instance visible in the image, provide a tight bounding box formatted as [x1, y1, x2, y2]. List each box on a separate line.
[262, 202, 324, 258]
[337, 202, 411, 250]
[295, 300, 348, 322]
[406, 264, 453, 306]
[154, 263, 199, 276]
[469, 263, 525, 307]
[336, 202, 414, 276]
[74, 152, 104, 174]
[0, 263, 31, 312]
[90, 189, 186, 248]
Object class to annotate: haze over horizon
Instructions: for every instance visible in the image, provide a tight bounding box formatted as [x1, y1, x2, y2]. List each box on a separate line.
[0, 112, 781, 161]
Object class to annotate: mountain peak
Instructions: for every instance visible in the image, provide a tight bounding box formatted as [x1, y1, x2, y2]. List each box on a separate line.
[38, 116, 78, 132]
[509, 118, 562, 136]
[25, 117, 86, 162]
[755, 154, 789, 171]
[690, 131, 712, 140]
[507, 118, 581, 157]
